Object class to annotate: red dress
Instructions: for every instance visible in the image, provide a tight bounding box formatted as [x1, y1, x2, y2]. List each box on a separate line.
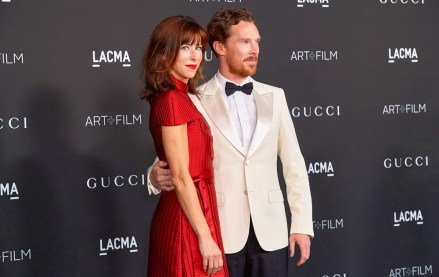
[147, 78, 228, 277]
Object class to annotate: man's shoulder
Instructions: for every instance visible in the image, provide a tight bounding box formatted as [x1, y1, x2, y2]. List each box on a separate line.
[197, 76, 216, 93]
[252, 79, 284, 94]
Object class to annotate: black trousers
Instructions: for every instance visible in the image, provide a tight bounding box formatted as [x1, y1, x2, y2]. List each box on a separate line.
[225, 221, 288, 277]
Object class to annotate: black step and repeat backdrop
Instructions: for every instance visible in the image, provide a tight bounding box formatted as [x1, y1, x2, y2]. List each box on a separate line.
[1, 1, 438, 276]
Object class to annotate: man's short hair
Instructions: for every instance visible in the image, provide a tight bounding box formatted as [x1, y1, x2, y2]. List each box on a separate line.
[207, 8, 255, 56]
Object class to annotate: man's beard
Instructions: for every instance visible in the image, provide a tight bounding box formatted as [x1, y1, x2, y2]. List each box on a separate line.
[227, 56, 258, 79]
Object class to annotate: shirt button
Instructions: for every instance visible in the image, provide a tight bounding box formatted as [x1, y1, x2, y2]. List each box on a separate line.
[245, 160, 250, 165]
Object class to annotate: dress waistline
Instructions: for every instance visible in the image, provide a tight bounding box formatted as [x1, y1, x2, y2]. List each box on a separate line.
[192, 168, 214, 184]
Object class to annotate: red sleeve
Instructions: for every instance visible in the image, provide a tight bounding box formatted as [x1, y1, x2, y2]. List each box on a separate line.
[152, 90, 199, 126]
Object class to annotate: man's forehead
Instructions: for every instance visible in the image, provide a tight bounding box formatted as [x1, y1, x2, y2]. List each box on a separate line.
[229, 21, 260, 38]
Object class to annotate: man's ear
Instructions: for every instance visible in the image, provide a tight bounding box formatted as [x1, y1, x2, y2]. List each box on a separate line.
[213, 41, 226, 56]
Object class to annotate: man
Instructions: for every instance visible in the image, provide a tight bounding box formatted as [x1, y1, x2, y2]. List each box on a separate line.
[148, 8, 313, 276]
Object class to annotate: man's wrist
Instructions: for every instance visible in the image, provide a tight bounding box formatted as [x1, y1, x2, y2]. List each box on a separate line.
[147, 180, 161, 195]
[147, 162, 161, 195]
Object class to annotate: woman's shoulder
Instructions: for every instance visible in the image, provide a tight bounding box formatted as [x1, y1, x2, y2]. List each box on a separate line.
[150, 89, 199, 126]
[153, 88, 190, 106]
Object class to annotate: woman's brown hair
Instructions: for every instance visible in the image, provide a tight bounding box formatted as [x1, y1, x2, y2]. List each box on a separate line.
[141, 16, 208, 102]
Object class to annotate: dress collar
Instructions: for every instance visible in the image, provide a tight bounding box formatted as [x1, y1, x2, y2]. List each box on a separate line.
[171, 76, 189, 93]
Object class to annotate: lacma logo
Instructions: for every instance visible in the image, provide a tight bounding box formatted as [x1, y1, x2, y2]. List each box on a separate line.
[92, 50, 131, 68]
[0, 53, 23, 64]
[85, 114, 142, 127]
[99, 236, 138, 256]
[297, 0, 330, 8]
[0, 182, 19, 200]
[308, 161, 334, 177]
[388, 48, 418, 63]
[393, 210, 423, 227]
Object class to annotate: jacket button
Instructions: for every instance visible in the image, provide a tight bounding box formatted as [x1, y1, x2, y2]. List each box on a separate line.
[245, 160, 250, 165]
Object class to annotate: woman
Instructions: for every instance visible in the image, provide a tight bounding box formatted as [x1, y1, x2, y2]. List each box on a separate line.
[142, 16, 228, 277]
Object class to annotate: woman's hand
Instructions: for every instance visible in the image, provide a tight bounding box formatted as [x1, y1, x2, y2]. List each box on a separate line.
[199, 235, 223, 276]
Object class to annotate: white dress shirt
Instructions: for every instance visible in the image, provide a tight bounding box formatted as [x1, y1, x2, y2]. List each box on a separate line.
[215, 72, 257, 155]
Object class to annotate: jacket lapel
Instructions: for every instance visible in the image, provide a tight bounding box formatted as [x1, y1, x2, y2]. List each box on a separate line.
[247, 82, 273, 158]
[198, 78, 246, 156]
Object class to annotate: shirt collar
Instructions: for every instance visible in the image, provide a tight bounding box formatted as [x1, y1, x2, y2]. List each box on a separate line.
[215, 72, 253, 96]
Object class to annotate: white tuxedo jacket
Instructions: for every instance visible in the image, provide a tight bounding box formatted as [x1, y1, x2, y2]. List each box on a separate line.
[189, 77, 314, 254]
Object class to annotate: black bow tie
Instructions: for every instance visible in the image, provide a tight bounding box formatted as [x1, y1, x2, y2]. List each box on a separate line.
[225, 82, 253, 96]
